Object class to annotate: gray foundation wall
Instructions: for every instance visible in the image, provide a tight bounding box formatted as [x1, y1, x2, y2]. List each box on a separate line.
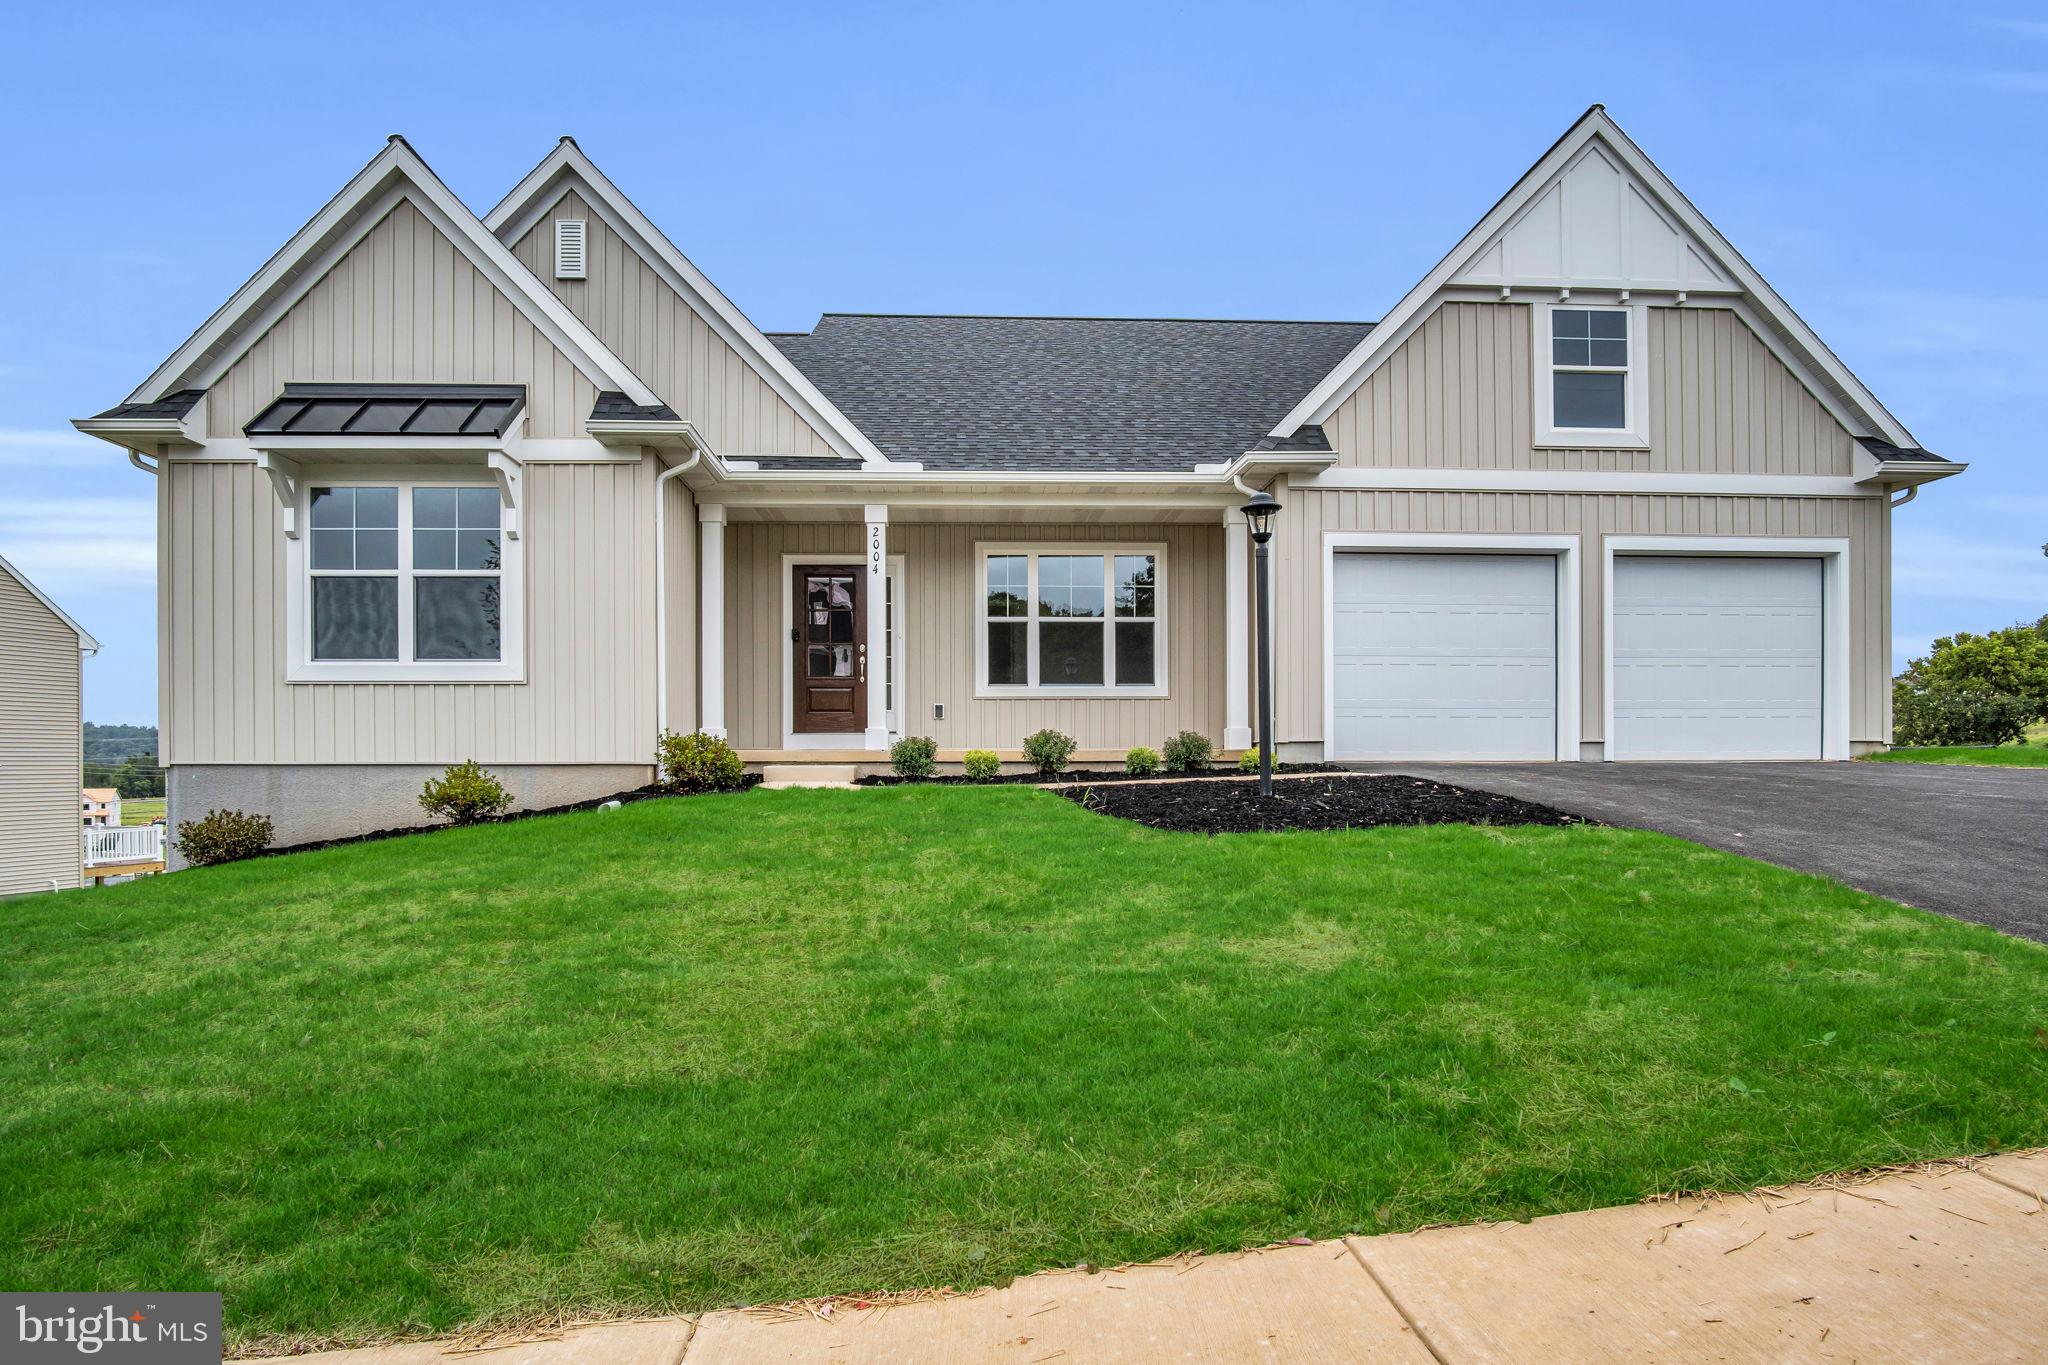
[166, 763, 653, 865]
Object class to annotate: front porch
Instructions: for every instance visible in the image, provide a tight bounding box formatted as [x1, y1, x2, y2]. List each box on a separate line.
[694, 489, 1263, 758]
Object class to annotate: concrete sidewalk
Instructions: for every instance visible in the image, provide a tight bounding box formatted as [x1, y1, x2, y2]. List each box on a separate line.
[243, 1152, 2048, 1363]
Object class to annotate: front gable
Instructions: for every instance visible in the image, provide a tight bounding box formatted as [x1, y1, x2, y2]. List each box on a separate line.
[485, 141, 892, 465]
[504, 185, 836, 457]
[209, 198, 598, 439]
[1277, 108, 1919, 453]
[121, 138, 656, 438]
[1451, 140, 1733, 293]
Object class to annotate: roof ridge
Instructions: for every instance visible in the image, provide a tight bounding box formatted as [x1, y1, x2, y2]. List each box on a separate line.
[813, 312, 1377, 326]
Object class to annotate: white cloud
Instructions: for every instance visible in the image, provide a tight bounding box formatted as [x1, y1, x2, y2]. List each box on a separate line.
[0, 427, 121, 468]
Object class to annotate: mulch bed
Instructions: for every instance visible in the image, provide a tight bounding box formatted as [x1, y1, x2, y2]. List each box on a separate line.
[1059, 773, 1598, 835]
[855, 762, 1348, 787]
[253, 777, 762, 859]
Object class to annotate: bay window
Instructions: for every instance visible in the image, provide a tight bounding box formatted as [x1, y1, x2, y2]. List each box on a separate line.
[977, 545, 1165, 696]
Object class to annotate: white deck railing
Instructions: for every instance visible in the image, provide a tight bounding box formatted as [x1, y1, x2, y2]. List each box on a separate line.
[83, 824, 166, 866]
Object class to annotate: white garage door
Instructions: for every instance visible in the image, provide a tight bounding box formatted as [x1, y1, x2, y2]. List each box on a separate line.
[1331, 553, 1558, 760]
[1611, 556, 1822, 760]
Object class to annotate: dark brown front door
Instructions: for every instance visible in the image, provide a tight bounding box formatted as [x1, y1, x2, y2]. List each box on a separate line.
[792, 565, 867, 733]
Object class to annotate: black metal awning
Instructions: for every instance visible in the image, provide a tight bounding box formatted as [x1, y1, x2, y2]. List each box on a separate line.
[245, 384, 526, 438]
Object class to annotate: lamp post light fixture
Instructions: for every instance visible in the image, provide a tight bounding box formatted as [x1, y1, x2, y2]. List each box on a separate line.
[1240, 489, 1282, 796]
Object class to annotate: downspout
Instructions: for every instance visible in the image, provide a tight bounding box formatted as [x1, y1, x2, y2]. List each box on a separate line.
[1889, 484, 1916, 509]
[128, 450, 160, 476]
[654, 446, 703, 736]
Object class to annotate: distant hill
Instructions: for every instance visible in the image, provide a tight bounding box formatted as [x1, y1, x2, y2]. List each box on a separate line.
[84, 723, 157, 766]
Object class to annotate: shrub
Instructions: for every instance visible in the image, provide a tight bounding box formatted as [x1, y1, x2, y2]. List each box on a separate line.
[1162, 730, 1214, 772]
[656, 729, 747, 793]
[1238, 749, 1261, 773]
[1021, 728, 1077, 777]
[418, 760, 512, 826]
[962, 749, 1002, 781]
[1892, 682, 2037, 749]
[1897, 627, 2048, 719]
[1124, 746, 1161, 776]
[174, 809, 274, 867]
[890, 735, 939, 779]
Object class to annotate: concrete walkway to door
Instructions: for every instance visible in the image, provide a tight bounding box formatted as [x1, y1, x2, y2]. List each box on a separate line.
[1386, 761, 2048, 943]
[245, 1152, 2048, 1363]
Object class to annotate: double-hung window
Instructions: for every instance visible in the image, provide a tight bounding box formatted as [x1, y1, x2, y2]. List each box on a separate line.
[977, 545, 1165, 696]
[1535, 302, 1647, 447]
[293, 476, 522, 682]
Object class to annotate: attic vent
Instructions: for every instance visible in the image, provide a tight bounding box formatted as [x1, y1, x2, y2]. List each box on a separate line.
[553, 219, 587, 280]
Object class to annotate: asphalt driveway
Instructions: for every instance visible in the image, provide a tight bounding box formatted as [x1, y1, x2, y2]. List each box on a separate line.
[1385, 762, 2048, 943]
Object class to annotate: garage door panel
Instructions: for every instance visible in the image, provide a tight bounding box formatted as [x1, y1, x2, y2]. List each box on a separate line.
[1612, 557, 1821, 760]
[1332, 554, 1558, 761]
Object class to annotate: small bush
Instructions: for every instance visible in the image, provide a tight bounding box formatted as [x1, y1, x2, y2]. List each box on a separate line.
[174, 809, 274, 867]
[1238, 749, 1261, 773]
[1124, 746, 1161, 776]
[891, 735, 939, 779]
[1021, 728, 1077, 777]
[1162, 730, 1214, 772]
[418, 760, 512, 826]
[962, 750, 1002, 781]
[656, 729, 748, 793]
[1892, 682, 2037, 749]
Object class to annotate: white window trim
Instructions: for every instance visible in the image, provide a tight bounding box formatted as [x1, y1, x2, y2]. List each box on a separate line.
[1533, 301, 1650, 449]
[974, 542, 1168, 699]
[1319, 531, 1582, 762]
[1601, 535, 1850, 762]
[285, 467, 524, 684]
[779, 553, 905, 749]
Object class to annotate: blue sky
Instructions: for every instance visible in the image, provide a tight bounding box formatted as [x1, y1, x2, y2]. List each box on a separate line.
[3, 1, 2042, 725]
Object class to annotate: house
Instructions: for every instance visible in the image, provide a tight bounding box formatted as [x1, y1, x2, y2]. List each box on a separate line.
[81, 787, 122, 827]
[0, 553, 98, 894]
[73, 107, 1963, 848]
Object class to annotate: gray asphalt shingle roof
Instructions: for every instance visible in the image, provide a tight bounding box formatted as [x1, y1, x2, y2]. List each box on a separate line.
[91, 389, 206, 421]
[767, 314, 1374, 471]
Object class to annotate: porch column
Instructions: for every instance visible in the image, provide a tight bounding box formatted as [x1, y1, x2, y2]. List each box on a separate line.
[699, 503, 727, 739]
[864, 504, 890, 749]
[1223, 510, 1252, 750]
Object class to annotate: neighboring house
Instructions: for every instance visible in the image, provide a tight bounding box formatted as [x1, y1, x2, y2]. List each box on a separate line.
[0, 553, 98, 894]
[81, 787, 122, 827]
[75, 108, 1963, 847]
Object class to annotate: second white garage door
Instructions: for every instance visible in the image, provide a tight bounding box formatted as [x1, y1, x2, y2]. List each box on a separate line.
[1331, 553, 1559, 760]
[1610, 556, 1823, 760]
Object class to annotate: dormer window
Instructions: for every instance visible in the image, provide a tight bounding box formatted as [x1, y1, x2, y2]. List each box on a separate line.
[1534, 302, 1648, 448]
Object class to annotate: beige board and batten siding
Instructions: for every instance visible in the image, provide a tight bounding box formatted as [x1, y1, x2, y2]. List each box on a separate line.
[1274, 487, 1890, 751]
[723, 522, 1227, 751]
[159, 457, 660, 767]
[0, 564, 84, 894]
[510, 190, 838, 458]
[1323, 303, 1857, 475]
[207, 198, 598, 439]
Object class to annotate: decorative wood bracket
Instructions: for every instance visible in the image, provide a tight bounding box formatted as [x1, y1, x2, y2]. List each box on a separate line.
[253, 450, 302, 538]
[488, 450, 522, 539]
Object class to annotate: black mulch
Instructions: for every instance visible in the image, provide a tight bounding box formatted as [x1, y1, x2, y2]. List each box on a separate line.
[251, 777, 762, 859]
[1059, 773, 1599, 835]
[855, 762, 1348, 787]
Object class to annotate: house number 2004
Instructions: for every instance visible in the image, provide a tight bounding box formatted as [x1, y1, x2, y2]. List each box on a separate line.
[869, 526, 883, 569]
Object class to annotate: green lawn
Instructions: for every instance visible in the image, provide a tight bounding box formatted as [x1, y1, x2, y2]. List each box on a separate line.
[1866, 720, 2048, 767]
[118, 797, 165, 825]
[7, 787, 2048, 1351]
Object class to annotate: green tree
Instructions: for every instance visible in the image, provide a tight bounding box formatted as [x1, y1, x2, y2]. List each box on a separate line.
[1898, 626, 2048, 714]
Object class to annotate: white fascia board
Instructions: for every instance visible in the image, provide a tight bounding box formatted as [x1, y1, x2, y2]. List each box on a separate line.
[126, 139, 659, 408]
[485, 141, 896, 467]
[0, 551, 99, 651]
[1274, 108, 1917, 448]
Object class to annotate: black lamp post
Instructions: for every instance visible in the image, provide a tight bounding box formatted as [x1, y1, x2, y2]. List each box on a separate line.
[1240, 489, 1282, 796]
